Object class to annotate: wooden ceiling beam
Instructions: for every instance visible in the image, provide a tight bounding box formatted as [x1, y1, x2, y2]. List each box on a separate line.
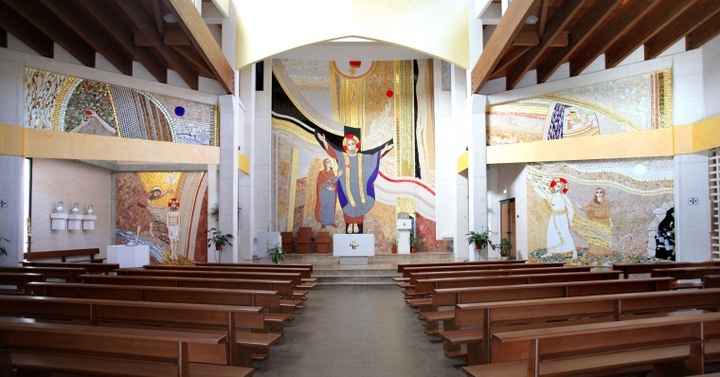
[81, 0, 168, 84]
[1, 0, 95, 67]
[506, 0, 585, 90]
[114, 0, 198, 90]
[645, 0, 720, 60]
[569, 0, 658, 77]
[0, 3, 53, 58]
[490, 47, 530, 79]
[513, 30, 568, 47]
[537, 0, 622, 83]
[605, 0, 699, 69]
[686, 11, 720, 50]
[41, 0, 133, 76]
[164, 0, 234, 94]
[471, 0, 538, 93]
[172, 46, 214, 78]
[538, 0, 550, 36]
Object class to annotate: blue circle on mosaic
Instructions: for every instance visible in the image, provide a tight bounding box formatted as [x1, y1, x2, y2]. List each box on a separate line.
[174, 106, 186, 116]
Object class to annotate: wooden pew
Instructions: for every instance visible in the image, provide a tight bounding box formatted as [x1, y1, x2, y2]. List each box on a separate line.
[0, 294, 274, 367]
[400, 263, 565, 278]
[22, 261, 119, 274]
[405, 267, 592, 291]
[0, 272, 45, 293]
[445, 288, 720, 365]
[0, 317, 253, 377]
[652, 266, 720, 281]
[199, 262, 314, 272]
[464, 312, 720, 377]
[80, 274, 296, 300]
[118, 268, 304, 287]
[146, 264, 314, 280]
[412, 271, 620, 297]
[24, 247, 103, 263]
[397, 260, 525, 273]
[0, 266, 84, 282]
[613, 261, 720, 278]
[705, 274, 720, 288]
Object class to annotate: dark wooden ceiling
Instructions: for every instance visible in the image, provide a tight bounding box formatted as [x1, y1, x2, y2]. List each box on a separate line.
[0, 0, 234, 93]
[473, 0, 720, 93]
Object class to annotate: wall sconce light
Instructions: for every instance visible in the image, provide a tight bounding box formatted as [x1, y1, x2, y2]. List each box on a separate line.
[67, 202, 83, 231]
[83, 204, 97, 231]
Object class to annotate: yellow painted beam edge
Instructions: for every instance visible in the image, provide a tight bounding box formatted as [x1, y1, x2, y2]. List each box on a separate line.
[456, 115, 720, 173]
[0, 124, 220, 165]
[238, 152, 250, 175]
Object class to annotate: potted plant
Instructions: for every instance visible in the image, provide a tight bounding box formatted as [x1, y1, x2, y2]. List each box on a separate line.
[466, 230, 495, 259]
[207, 227, 233, 262]
[268, 246, 284, 264]
[0, 236, 8, 257]
[499, 238, 513, 259]
[409, 233, 417, 253]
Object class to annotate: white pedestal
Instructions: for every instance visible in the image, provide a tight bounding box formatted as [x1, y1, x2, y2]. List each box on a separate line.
[397, 230, 411, 255]
[333, 234, 375, 257]
[107, 245, 150, 268]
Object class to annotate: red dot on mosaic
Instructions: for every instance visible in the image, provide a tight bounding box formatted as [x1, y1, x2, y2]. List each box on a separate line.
[386, 89, 394, 98]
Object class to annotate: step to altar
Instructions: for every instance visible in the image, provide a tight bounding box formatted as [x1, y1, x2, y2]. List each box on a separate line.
[278, 252, 455, 267]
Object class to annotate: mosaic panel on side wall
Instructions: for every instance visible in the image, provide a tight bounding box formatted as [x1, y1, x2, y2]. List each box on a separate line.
[24, 68, 217, 145]
[526, 158, 675, 265]
[272, 59, 446, 254]
[114, 172, 208, 264]
[487, 70, 672, 145]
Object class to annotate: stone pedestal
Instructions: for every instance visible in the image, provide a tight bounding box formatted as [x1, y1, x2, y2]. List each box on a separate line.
[333, 234, 375, 257]
[108, 244, 150, 268]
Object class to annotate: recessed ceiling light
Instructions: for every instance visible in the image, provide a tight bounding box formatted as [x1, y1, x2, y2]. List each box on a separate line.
[526, 15, 538, 24]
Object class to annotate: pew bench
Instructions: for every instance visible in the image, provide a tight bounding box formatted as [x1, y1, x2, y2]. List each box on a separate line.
[80, 274, 296, 298]
[705, 274, 720, 288]
[442, 288, 720, 365]
[614, 261, 720, 278]
[0, 266, 84, 282]
[417, 278, 676, 336]
[0, 272, 45, 294]
[22, 261, 119, 274]
[198, 262, 314, 272]
[397, 260, 526, 273]
[400, 262, 563, 278]
[0, 317, 253, 377]
[463, 312, 720, 377]
[146, 264, 313, 280]
[26, 282, 292, 326]
[0, 294, 275, 366]
[24, 248, 104, 263]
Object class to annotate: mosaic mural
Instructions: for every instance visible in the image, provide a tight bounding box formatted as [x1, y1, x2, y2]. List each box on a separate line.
[114, 172, 208, 263]
[24, 68, 217, 145]
[526, 158, 675, 265]
[487, 70, 673, 145]
[272, 59, 445, 253]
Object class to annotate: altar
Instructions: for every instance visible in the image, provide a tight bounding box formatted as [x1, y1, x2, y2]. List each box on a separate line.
[333, 234, 375, 257]
[107, 244, 150, 268]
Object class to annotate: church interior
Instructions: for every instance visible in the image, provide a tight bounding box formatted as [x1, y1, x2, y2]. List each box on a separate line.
[1, 0, 720, 376]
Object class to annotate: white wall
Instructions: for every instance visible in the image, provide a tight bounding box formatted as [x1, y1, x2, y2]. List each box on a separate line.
[30, 159, 113, 256]
[487, 164, 527, 260]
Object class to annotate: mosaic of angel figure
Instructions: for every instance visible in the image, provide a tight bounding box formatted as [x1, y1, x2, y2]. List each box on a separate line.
[545, 177, 577, 258]
[316, 132, 393, 234]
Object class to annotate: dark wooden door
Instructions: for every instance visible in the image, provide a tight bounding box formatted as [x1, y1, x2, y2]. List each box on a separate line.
[500, 198, 517, 259]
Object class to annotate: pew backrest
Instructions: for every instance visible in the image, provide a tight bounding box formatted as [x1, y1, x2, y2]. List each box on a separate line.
[80, 273, 294, 297]
[24, 248, 102, 262]
[397, 260, 525, 273]
[145, 264, 311, 279]
[198, 262, 313, 272]
[118, 268, 302, 286]
[0, 266, 85, 282]
[416, 271, 620, 295]
[26, 281, 281, 311]
[651, 266, 720, 280]
[408, 266, 591, 283]
[22, 261, 119, 274]
[401, 262, 564, 277]
[613, 261, 720, 278]
[705, 274, 720, 288]
[432, 277, 675, 306]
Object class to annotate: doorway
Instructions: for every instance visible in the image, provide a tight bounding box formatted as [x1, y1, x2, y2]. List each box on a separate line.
[500, 198, 516, 259]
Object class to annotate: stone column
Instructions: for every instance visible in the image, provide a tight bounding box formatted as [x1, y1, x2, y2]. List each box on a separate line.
[218, 86, 243, 263]
[237, 64, 255, 262]
[0, 156, 25, 266]
[468, 94, 488, 260]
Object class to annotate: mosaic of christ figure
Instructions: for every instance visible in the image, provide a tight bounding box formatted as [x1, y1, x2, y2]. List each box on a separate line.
[317, 132, 393, 234]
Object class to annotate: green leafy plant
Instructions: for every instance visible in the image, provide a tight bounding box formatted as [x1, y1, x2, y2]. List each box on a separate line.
[499, 238, 513, 258]
[207, 228, 233, 251]
[0, 236, 8, 256]
[466, 230, 494, 250]
[268, 246, 284, 264]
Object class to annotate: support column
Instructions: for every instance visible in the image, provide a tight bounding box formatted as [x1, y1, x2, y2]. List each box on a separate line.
[468, 94, 488, 260]
[237, 64, 255, 262]
[0, 156, 25, 266]
[218, 89, 243, 263]
[206, 164, 219, 262]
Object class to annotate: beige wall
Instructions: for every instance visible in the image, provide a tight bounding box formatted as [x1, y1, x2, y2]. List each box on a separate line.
[31, 159, 112, 256]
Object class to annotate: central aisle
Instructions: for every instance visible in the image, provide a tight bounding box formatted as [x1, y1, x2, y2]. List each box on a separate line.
[255, 285, 464, 377]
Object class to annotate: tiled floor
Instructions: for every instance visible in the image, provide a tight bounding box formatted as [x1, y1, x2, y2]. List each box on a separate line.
[254, 285, 464, 377]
